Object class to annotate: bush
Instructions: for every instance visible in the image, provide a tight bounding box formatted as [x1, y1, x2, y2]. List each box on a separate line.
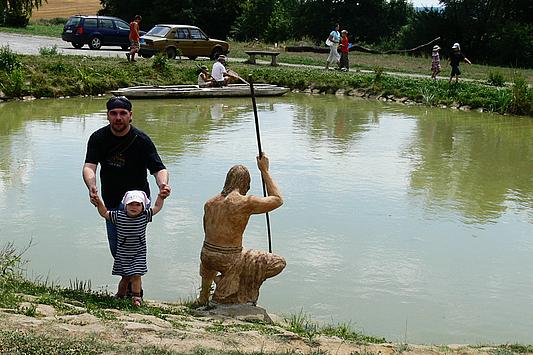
[0, 67, 25, 97]
[487, 71, 506, 87]
[38, 45, 60, 56]
[152, 53, 170, 72]
[0, 46, 22, 72]
[509, 74, 533, 116]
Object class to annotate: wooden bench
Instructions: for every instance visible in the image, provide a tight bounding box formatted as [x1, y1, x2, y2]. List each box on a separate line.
[245, 51, 281, 66]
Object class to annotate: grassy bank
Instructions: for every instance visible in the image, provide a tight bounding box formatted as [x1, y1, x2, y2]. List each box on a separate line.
[0, 45, 531, 116]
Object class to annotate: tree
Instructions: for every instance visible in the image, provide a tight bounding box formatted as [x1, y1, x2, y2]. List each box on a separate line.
[1, 0, 46, 27]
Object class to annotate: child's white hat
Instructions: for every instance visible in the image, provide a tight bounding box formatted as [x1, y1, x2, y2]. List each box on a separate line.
[432, 45, 440, 51]
[452, 42, 460, 50]
[122, 190, 150, 207]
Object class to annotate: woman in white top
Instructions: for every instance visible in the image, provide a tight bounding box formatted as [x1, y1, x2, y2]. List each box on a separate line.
[325, 24, 341, 70]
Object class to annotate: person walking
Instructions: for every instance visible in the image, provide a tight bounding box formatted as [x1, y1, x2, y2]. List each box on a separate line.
[448, 42, 471, 83]
[126, 15, 142, 62]
[82, 96, 171, 285]
[325, 24, 341, 70]
[431, 45, 441, 79]
[339, 29, 350, 71]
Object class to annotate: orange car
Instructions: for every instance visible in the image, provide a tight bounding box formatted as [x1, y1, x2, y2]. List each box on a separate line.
[139, 24, 229, 60]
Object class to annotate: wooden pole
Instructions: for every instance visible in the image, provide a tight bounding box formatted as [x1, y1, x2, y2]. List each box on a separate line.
[249, 74, 273, 253]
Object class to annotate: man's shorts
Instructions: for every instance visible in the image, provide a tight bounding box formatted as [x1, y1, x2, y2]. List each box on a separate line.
[130, 40, 140, 50]
[212, 80, 227, 87]
[451, 66, 461, 76]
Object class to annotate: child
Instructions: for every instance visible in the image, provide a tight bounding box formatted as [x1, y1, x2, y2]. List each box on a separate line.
[448, 42, 472, 83]
[431, 45, 441, 79]
[92, 188, 169, 306]
[197, 65, 213, 88]
[339, 29, 350, 72]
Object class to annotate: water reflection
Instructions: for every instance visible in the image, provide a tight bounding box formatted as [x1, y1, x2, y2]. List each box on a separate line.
[407, 111, 533, 224]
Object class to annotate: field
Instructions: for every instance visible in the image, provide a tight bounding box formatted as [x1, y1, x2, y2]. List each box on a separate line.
[31, 0, 101, 19]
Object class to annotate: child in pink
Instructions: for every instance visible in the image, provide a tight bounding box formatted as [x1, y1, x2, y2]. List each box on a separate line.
[431, 45, 441, 79]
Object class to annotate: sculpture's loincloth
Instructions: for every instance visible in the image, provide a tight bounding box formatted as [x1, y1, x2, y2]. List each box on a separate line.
[200, 241, 286, 304]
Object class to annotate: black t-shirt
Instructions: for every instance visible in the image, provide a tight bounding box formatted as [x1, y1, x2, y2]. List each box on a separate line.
[450, 51, 465, 67]
[85, 125, 166, 208]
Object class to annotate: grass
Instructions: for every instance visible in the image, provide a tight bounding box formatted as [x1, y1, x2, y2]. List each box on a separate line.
[205, 321, 282, 336]
[285, 310, 386, 346]
[0, 330, 115, 354]
[0, 20, 63, 37]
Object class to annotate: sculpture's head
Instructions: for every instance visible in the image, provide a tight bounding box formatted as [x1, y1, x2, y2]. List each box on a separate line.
[221, 165, 250, 196]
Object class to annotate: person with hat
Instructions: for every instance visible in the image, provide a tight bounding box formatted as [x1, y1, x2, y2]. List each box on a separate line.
[448, 42, 472, 83]
[83, 96, 171, 267]
[431, 45, 441, 79]
[211, 55, 240, 87]
[339, 29, 350, 72]
[197, 65, 213, 88]
[91, 188, 170, 306]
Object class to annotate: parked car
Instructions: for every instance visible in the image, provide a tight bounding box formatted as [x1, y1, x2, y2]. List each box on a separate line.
[62, 15, 145, 50]
[139, 24, 229, 60]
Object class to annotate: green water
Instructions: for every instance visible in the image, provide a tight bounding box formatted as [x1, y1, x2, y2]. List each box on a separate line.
[1, 95, 533, 344]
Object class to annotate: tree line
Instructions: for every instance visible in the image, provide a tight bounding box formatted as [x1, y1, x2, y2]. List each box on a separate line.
[97, 0, 531, 67]
[1, 0, 531, 67]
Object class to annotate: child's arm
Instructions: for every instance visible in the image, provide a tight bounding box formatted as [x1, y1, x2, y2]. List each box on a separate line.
[91, 194, 110, 220]
[151, 185, 170, 216]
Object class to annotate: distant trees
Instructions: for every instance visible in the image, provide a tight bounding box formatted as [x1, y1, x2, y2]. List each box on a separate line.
[400, 0, 533, 67]
[0, 0, 46, 26]
[97, 0, 531, 67]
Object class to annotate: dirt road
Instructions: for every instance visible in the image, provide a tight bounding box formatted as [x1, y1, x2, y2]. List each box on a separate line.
[1, 32, 127, 58]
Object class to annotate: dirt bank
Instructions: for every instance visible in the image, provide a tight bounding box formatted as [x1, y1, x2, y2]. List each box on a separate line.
[0, 295, 519, 354]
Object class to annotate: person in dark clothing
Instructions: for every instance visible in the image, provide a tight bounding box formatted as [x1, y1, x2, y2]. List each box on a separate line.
[83, 96, 171, 258]
[448, 42, 472, 83]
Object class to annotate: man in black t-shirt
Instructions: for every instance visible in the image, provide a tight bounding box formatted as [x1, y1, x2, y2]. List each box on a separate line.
[83, 96, 171, 258]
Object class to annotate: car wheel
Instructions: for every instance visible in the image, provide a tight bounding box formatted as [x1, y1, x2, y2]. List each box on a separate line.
[88, 36, 102, 50]
[188, 56, 197, 60]
[166, 47, 176, 60]
[121, 45, 129, 50]
[141, 53, 153, 59]
[72, 43, 84, 49]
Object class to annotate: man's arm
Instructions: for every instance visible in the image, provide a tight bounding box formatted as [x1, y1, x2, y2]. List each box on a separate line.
[248, 154, 283, 214]
[153, 169, 171, 196]
[82, 163, 99, 206]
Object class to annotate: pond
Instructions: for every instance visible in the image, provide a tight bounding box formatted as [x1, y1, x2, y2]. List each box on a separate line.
[1, 94, 533, 344]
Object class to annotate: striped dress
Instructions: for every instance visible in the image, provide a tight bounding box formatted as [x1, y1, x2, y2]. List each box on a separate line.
[109, 209, 153, 276]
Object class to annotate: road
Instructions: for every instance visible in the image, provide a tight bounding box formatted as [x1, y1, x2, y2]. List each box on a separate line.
[1, 32, 128, 58]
